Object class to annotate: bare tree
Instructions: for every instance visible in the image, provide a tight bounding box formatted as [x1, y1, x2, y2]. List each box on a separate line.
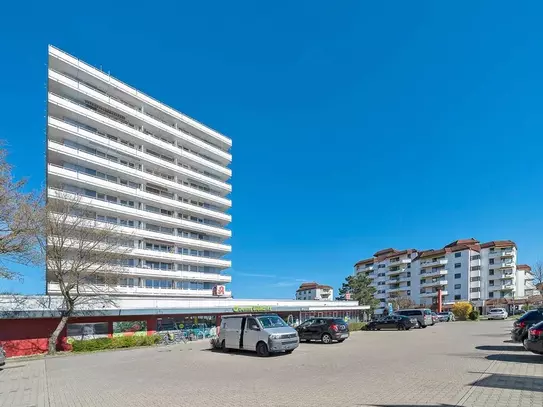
[388, 295, 416, 311]
[0, 146, 41, 280]
[38, 190, 133, 354]
[532, 261, 543, 287]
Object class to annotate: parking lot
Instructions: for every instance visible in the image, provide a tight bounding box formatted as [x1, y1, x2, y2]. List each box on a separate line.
[1, 320, 542, 407]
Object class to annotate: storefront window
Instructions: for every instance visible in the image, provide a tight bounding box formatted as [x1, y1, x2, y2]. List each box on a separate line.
[156, 315, 217, 338]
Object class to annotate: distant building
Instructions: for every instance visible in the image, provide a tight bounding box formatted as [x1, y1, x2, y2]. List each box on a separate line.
[354, 238, 539, 314]
[296, 282, 334, 301]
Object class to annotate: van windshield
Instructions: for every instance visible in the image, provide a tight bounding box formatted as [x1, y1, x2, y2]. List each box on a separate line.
[257, 316, 287, 328]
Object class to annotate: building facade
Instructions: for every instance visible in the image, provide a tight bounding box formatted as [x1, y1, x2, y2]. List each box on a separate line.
[354, 239, 538, 314]
[46, 46, 232, 298]
[295, 282, 334, 301]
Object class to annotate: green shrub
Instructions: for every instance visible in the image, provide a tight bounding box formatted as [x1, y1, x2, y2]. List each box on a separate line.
[348, 322, 367, 331]
[71, 334, 161, 352]
[468, 309, 480, 321]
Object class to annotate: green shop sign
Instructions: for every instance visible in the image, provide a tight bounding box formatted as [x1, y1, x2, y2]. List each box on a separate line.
[232, 306, 273, 313]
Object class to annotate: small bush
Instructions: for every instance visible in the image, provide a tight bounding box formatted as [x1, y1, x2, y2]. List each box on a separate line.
[348, 322, 367, 331]
[71, 334, 161, 352]
[452, 301, 473, 321]
[468, 309, 480, 321]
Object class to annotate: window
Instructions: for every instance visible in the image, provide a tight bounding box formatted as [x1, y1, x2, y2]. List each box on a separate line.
[489, 292, 494, 298]
[454, 263, 461, 268]
[470, 265, 481, 271]
[470, 276, 481, 282]
[471, 254, 481, 260]
[407, 281, 411, 287]
[454, 295, 461, 300]
[455, 252, 461, 258]
[470, 287, 480, 293]
[454, 284, 461, 289]
[489, 280, 495, 286]
[454, 273, 461, 279]
[489, 269, 495, 276]
[489, 259, 494, 265]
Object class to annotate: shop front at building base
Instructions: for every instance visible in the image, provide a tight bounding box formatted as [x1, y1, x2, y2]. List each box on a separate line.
[0, 296, 368, 358]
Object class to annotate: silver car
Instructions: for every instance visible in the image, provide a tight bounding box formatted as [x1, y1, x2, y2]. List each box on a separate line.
[218, 314, 299, 357]
[0, 345, 6, 367]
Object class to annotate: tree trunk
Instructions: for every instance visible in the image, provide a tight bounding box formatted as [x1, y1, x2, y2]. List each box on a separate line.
[48, 315, 69, 355]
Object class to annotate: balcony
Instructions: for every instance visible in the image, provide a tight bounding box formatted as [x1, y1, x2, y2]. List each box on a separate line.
[357, 264, 374, 272]
[133, 248, 231, 269]
[387, 286, 410, 293]
[420, 268, 448, 278]
[47, 282, 232, 297]
[499, 272, 514, 279]
[47, 93, 232, 181]
[499, 262, 515, 269]
[48, 140, 232, 199]
[386, 276, 410, 284]
[420, 279, 448, 288]
[489, 284, 515, 291]
[420, 290, 448, 298]
[365, 273, 376, 279]
[48, 70, 231, 163]
[420, 259, 448, 268]
[47, 188, 232, 238]
[386, 268, 405, 276]
[488, 249, 515, 258]
[49, 48, 231, 151]
[47, 165, 232, 227]
[48, 152, 231, 210]
[388, 258, 411, 266]
[123, 267, 231, 283]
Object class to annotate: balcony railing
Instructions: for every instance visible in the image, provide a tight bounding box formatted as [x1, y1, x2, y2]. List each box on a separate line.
[47, 187, 231, 238]
[420, 268, 448, 277]
[48, 92, 230, 171]
[420, 259, 448, 268]
[49, 69, 230, 154]
[49, 140, 230, 202]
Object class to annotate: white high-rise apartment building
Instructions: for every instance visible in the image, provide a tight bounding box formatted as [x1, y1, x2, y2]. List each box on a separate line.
[354, 239, 538, 314]
[46, 46, 232, 298]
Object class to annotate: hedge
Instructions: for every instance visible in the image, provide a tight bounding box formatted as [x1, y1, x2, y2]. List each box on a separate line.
[71, 334, 161, 352]
[348, 322, 367, 331]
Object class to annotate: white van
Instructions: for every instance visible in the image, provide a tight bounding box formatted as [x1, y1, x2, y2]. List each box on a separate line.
[217, 314, 299, 357]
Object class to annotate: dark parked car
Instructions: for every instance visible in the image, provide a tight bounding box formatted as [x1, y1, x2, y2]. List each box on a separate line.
[524, 320, 543, 356]
[296, 318, 349, 344]
[367, 314, 417, 331]
[510, 309, 543, 347]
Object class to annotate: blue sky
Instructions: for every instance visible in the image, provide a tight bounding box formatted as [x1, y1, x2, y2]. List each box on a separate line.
[1, 1, 542, 298]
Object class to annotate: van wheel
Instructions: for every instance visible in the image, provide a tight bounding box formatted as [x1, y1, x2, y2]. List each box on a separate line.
[221, 340, 229, 353]
[421, 325, 427, 329]
[256, 342, 269, 357]
[321, 333, 332, 344]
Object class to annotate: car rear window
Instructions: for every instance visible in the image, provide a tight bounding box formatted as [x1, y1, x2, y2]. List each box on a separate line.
[519, 310, 543, 321]
[398, 310, 420, 316]
[332, 319, 347, 325]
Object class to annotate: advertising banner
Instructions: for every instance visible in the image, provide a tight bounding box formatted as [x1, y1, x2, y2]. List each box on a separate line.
[112, 320, 147, 337]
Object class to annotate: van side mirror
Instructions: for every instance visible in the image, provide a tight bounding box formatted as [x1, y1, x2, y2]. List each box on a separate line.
[250, 324, 260, 331]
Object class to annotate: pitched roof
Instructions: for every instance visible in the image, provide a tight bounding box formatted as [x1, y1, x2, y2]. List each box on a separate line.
[444, 238, 479, 248]
[517, 264, 532, 271]
[354, 257, 375, 267]
[373, 248, 397, 257]
[480, 240, 517, 249]
[296, 282, 333, 292]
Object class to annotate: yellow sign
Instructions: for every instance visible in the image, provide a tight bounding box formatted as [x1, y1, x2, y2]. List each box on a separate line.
[232, 306, 273, 313]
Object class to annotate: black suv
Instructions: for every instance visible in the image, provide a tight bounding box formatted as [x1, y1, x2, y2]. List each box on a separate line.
[367, 314, 417, 331]
[296, 318, 349, 344]
[511, 308, 543, 347]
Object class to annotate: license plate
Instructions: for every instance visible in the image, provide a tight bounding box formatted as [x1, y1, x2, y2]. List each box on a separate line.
[341, 334, 348, 338]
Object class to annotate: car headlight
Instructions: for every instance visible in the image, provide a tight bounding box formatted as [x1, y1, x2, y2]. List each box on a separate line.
[269, 334, 282, 340]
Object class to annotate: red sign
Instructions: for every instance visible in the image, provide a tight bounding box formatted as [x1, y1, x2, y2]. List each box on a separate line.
[345, 293, 351, 300]
[213, 285, 226, 296]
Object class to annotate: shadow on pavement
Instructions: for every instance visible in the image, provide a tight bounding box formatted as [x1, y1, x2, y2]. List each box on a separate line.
[470, 373, 543, 392]
[485, 353, 543, 364]
[475, 345, 525, 352]
[200, 348, 288, 358]
[359, 404, 456, 407]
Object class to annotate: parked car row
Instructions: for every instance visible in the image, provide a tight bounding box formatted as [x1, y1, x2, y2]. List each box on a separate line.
[214, 314, 350, 357]
[367, 308, 456, 332]
[510, 308, 543, 356]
